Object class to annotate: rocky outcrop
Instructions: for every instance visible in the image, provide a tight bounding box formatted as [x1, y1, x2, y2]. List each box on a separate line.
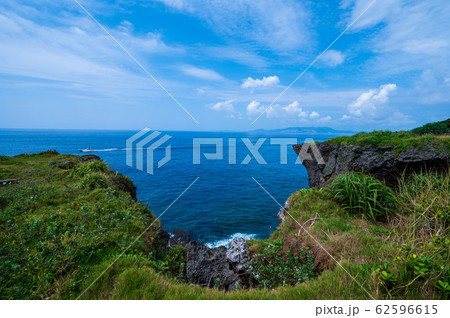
[293, 142, 449, 188]
[186, 241, 240, 290]
[277, 200, 291, 223]
[170, 229, 190, 247]
[110, 175, 137, 199]
[79, 154, 101, 162]
[149, 226, 170, 253]
[226, 237, 250, 272]
[186, 238, 251, 290]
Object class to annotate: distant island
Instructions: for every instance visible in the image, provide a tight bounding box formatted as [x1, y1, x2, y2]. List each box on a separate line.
[248, 126, 355, 135]
[0, 120, 448, 299]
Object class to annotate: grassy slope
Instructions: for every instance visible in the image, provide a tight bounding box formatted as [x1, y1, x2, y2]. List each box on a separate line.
[71, 189, 393, 300]
[327, 130, 449, 153]
[0, 152, 165, 299]
[1, 150, 448, 300]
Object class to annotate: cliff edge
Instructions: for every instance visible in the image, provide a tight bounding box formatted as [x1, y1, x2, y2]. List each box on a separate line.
[293, 140, 449, 189]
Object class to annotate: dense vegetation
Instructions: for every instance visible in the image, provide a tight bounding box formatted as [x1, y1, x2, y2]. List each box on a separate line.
[330, 172, 397, 221]
[0, 139, 448, 299]
[411, 118, 449, 133]
[328, 130, 449, 152]
[250, 242, 316, 289]
[0, 152, 176, 299]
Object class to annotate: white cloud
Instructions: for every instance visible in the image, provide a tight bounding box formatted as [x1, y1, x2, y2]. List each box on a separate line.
[310, 111, 320, 119]
[341, 114, 351, 120]
[246, 101, 265, 116]
[348, 84, 397, 117]
[155, 0, 311, 52]
[385, 111, 415, 126]
[280, 101, 308, 118]
[118, 20, 134, 33]
[413, 70, 450, 104]
[0, 4, 178, 99]
[317, 116, 332, 123]
[344, 0, 449, 56]
[209, 100, 235, 112]
[321, 50, 345, 67]
[341, 0, 450, 106]
[203, 46, 268, 68]
[264, 101, 313, 119]
[241, 76, 279, 89]
[179, 65, 224, 81]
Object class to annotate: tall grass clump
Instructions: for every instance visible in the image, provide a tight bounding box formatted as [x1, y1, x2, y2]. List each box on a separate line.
[70, 161, 108, 178]
[373, 170, 449, 298]
[396, 171, 449, 242]
[78, 172, 108, 190]
[330, 172, 397, 221]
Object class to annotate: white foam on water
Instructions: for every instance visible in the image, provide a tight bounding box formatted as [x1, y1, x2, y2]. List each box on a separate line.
[204, 233, 257, 248]
[81, 148, 123, 152]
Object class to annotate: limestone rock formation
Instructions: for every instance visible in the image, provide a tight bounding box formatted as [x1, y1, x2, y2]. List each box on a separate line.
[186, 241, 240, 290]
[293, 142, 449, 188]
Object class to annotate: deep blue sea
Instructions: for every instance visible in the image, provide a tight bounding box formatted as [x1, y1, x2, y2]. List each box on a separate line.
[0, 129, 341, 247]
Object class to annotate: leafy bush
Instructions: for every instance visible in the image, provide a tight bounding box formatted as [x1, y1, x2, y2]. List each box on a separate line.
[373, 171, 449, 299]
[374, 236, 450, 297]
[330, 172, 397, 221]
[148, 245, 186, 282]
[412, 119, 449, 133]
[250, 241, 316, 289]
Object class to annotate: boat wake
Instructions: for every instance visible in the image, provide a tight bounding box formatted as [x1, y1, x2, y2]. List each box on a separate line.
[79, 148, 124, 153]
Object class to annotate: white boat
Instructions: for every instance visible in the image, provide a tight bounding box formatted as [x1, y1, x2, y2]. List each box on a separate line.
[79, 147, 94, 153]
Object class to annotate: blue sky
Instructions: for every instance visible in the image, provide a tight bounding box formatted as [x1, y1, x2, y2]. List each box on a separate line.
[0, 0, 449, 131]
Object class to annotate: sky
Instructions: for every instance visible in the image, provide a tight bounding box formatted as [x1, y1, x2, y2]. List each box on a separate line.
[0, 0, 449, 132]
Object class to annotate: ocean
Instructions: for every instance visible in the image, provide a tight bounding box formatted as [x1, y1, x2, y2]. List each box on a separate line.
[0, 129, 340, 247]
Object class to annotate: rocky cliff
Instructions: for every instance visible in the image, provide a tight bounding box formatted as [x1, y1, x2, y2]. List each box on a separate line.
[185, 238, 251, 290]
[293, 142, 449, 188]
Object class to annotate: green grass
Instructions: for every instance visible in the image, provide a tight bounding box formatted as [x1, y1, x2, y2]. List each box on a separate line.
[251, 243, 316, 289]
[330, 172, 397, 221]
[1, 152, 448, 299]
[0, 153, 164, 299]
[373, 171, 450, 298]
[411, 118, 449, 133]
[327, 130, 449, 152]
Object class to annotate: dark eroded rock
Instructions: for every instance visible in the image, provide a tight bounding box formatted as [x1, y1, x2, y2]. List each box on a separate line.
[48, 161, 75, 169]
[293, 142, 449, 188]
[170, 229, 190, 247]
[186, 241, 241, 290]
[110, 175, 137, 199]
[79, 154, 101, 163]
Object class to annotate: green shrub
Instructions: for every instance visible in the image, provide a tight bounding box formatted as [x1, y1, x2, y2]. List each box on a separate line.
[374, 236, 450, 298]
[70, 161, 108, 178]
[250, 241, 316, 289]
[78, 172, 108, 190]
[412, 119, 449, 133]
[147, 245, 186, 282]
[327, 130, 448, 152]
[330, 172, 397, 221]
